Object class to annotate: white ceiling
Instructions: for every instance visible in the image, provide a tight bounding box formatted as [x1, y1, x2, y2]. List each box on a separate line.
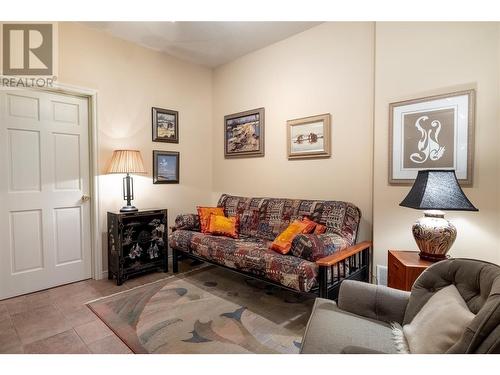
[82, 22, 321, 68]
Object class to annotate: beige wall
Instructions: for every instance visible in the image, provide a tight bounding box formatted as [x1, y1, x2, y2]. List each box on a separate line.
[212, 22, 375, 241]
[57, 21, 500, 276]
[58, 23, 213, 274]
[373, 22, 500, 270]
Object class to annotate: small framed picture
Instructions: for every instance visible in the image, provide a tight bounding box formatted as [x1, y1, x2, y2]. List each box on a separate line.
[224, 108, 265, 158]
[152, 107, 179, 143]
[287, 113, 331, 159]
[153, 151, 179, 184]
[389, 89, 475, 185]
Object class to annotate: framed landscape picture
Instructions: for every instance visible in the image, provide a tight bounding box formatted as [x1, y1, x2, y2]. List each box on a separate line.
[287, 113, 331, 159]
[224, 108, 265, 158]
[389, 89, 475, 185]
[153, 150, 179, 184]
[152, 107, 179, 143]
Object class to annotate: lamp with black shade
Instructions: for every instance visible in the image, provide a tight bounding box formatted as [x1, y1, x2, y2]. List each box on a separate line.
[399, 169, 478, 261]
[106, 150, 146, 212]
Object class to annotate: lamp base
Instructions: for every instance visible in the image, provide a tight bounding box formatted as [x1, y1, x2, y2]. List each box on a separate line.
[412, 210, 457, 262]
[120, 205, 138, 213]
[418, 251, 450, 262]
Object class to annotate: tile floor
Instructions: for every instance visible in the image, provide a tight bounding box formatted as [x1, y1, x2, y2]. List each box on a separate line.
[0, 262, 195, 354]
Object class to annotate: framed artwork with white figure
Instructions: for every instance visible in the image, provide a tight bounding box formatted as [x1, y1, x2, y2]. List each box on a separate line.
[389, 89, 475, 185]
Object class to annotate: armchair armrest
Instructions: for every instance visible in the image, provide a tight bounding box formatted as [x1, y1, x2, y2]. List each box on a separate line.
[338, 280, 410, 324]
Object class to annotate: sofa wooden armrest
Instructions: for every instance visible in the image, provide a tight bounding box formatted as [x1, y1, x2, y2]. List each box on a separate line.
[315, 241, 372, 299]
[316, 241, 372, 266]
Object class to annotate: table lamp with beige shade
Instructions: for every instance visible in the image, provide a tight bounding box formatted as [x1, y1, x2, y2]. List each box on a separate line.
[106, 150, 146, 212]
[399, 169, 478, 261]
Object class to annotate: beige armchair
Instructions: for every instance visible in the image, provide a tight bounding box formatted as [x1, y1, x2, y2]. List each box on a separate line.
[300, 258, 500, 354]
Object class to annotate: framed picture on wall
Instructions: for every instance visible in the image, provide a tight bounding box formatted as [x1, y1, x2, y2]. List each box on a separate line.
[389, 89, 475, 185]
[224, 107, 265, 158]
[287, 113, 331, 159]
[152, 107, 179, 143]
[153, 150, 179, 184]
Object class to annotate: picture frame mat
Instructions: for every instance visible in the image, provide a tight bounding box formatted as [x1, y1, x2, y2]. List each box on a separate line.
[152, 107, 179, 143]
[287, 113, 331, 159]
[152, 150, 179, 184]
[388, 89, 475, 185]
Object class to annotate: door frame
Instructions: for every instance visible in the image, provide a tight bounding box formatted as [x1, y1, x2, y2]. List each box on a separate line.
[38, 82, 102, 280]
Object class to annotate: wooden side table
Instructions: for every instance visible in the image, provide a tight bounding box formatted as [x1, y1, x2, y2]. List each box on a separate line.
[388, 250, 433, 291]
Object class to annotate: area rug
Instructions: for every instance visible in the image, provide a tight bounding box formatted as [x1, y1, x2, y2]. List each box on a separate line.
[87, 266, 315, 354]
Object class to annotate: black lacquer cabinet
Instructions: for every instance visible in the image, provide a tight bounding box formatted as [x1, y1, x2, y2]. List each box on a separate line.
[107, 209, 168, 285]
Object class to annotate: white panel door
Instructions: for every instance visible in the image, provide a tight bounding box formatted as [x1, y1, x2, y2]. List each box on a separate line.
[0, 89, 92, 300]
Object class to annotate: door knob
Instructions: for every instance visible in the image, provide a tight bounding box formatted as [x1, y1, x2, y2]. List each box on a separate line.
[81, 194, 91, 202]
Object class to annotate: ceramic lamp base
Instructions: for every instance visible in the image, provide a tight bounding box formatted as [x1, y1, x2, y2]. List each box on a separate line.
[412, 210, 457, 262]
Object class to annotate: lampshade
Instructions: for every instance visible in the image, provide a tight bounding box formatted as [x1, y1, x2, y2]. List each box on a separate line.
[399, 170, 478, 211]
[106, 150, 146, 174]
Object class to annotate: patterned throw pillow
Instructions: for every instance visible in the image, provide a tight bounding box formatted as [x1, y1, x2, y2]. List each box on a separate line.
[197, 206, 225, 233]
[290, 233, 350, 262]
[207, 214, 240, 239]
[174, 213, 201, 231]
[270, 219, 315, 255]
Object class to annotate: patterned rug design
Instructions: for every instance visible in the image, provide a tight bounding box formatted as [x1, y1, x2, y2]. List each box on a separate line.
[87, 266, 315, 354]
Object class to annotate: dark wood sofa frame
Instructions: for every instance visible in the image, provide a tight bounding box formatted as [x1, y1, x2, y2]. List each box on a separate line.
[171, 234, 371, 300]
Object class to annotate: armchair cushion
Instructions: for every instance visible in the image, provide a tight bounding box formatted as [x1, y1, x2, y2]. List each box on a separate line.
[338, 280, 410, 325]
[300, 298, 398, 354]
[290, 233, 350, 262]
[174, 213, 200, 231]
[403, 284, 475, 354]
[403, 258, 500, 353]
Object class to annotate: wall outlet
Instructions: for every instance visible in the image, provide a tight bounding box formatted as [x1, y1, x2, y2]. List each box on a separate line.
[376, 265, 388, 286]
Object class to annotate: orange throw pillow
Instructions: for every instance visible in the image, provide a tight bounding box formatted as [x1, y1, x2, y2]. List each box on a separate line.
[301, 217, 319, 234]
[197, 206, 225, 233]
[302, 217, 327, 234]
[207, 214, 239, 239]
[313, 224, 327, 234]
[270, 219, 312, 255]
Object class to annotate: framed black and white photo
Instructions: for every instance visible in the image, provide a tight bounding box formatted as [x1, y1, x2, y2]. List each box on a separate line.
[153, 150, 179, 184]
[152, 107, 179, 143]
[224, 108, 264, 158]
[389, 89, 475, 185]
[287, 113, 331, 159]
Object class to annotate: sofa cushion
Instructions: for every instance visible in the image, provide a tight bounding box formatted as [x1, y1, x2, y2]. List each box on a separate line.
[217, 194, 361, 244]
[217, 195, 265, 238]
[169, 229, 198, 252]
[300, 298, 398, 354]
[187, 233, 319, 292]
[290, 233, 350, 262]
